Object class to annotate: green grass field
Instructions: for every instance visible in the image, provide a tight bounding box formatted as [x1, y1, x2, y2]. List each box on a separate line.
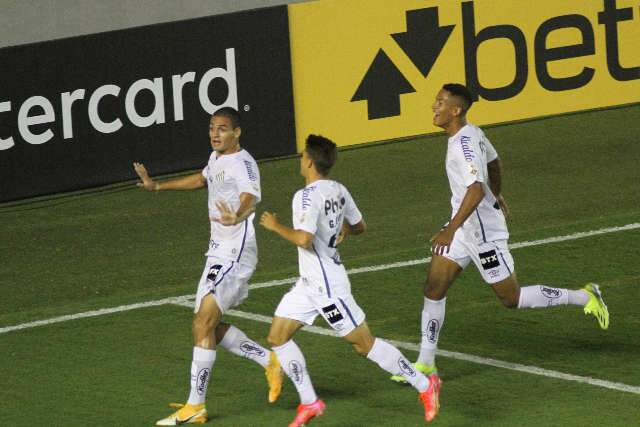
[1, 105, 639, 426]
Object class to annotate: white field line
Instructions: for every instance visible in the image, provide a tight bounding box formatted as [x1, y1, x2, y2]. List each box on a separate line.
[1, 222, 637, 336]
[169, 299, 640, 395]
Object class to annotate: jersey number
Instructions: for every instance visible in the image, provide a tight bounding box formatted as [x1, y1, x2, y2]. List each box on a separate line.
[328, 233, 338, 248]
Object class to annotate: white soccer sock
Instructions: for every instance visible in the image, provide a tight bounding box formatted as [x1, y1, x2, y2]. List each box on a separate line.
[272, 340, 317, 404]
[187, 347, 216, 405]
[219, 325, 270, 368]
[518, 285, 587, 308]
[367, 338, 429, 393]
[417, 297, 446, 366]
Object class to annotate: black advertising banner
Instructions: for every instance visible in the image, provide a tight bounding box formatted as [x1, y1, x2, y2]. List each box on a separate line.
[0, 6, 295, 202]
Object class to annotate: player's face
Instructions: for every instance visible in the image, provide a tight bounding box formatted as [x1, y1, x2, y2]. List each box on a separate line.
[431, 89, 459, 129]
[209, 115, 240, 154]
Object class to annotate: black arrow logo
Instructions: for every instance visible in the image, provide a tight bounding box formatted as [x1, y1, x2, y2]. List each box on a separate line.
[391, 7, 455, 77]
[351, 49, 416, 120]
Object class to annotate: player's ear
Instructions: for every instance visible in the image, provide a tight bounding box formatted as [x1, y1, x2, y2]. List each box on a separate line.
[234, 126, 242, 138]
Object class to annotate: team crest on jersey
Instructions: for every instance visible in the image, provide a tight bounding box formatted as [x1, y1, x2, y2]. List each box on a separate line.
[468, 163, 477, 175]
[215, 170, 225, 182]
[479, 250, 499, 270]
[322, 304, 344, 324]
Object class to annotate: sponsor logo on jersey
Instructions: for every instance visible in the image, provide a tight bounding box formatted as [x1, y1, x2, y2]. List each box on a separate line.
[398, 358, 417, 377]
[288, 360, 304, 384]
[240, 341, 266, 357]
[322, 304, 344, 324]
[479, 250, 500, 270]
[460, 135, 475, 162]
[196, 368, 210, 395]
[243, 160, 258, 181]
[541, 286, 562, 299]
[206, 264, 223, 283]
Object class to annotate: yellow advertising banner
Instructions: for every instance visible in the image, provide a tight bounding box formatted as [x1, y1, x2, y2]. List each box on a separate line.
[288, 0, 640, 149]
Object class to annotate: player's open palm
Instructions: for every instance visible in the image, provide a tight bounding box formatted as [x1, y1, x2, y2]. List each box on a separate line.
[212, 201, 239, 226]
[133, 162, 156, 191]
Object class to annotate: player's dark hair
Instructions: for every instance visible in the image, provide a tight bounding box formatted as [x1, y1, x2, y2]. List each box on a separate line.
[442, 83, 474, 113]
[305, 134, 337, 176]
[213, 107, 241, 129]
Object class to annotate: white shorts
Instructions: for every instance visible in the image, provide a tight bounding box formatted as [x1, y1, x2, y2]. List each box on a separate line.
[194, 257, 255, 314]
[441, 229, 515, 284]
[274, 279, 366, 337]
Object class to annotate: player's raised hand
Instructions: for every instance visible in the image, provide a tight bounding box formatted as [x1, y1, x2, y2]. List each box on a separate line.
[212, 201, 239, 226]
[133, 162, 158, 191]
[430, 227, 455, 255]
[260, 211, 279, 231]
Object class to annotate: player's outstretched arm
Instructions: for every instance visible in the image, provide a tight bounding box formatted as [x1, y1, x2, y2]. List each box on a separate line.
[260, 211, 314, 249]
[133, 162, 206, 191]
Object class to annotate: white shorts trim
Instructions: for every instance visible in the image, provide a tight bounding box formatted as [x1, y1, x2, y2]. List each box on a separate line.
[194, 257, 255, 314]
[440, 229, 515, 284]
[274, 279, 366, 337]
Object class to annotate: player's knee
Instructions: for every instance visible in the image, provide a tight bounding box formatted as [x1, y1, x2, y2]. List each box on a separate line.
[499, 294, 519, 308]
[192, 314, 216, 338]
[424, 279, 447, 300]
[267, 332, 287, 348]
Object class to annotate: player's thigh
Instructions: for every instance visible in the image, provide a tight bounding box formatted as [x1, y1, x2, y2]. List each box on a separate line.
[193, 293, 223, 343]
[426, 255, 464, 299]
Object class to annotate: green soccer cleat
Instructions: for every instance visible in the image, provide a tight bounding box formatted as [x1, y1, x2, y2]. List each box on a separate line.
[582, 283, 609, 330]
[390, 362, 437, 384]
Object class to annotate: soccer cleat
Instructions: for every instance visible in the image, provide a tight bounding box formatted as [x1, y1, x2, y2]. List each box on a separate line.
[155, 403, 207, 426]
[390, 362, 437, 384]
[265, 352, 283, 403]
[419, 374, 442, 423]
[582, 283, 609, 330]
[288, 399, 326, 427]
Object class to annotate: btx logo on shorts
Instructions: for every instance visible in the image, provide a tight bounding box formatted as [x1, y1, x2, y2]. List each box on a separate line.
[479, 250, 500, 270]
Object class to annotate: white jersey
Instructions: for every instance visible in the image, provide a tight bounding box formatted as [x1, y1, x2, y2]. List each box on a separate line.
[446, 123, 508, 243]
[202, 148, 261, 266]
[292, 180, 363, 297]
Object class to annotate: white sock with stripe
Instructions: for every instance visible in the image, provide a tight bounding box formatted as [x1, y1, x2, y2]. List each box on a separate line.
[273, 340, 317, 404]
[367, 338, 429, 392]
[219, 325, 270, 368]
[187, 347, 216, 405]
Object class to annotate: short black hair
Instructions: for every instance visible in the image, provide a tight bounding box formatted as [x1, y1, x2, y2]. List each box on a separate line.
[305, 134, 337, 176]
[213, 107, 241, 129]
[442, 83, 474, 113]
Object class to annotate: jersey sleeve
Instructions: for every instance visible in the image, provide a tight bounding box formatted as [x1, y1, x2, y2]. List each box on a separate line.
[292, 187, 320, 235]
[452, 133, 487, 187]
[341, 185, 363, 225]
[202, 165, 209, 180]
[231, 158, 261, 203]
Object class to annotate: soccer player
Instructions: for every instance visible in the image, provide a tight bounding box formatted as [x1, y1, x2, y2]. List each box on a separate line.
[133, 107, 282, 426]
[391, 83, 610, 386]
[260, 134, 442, 426]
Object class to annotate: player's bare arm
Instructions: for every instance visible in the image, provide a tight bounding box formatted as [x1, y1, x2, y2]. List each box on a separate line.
[487, 158, 509, 217]
[212, 193, 257, 226]
[133, 162, 206, 191]
[336, 219, 367, 245]
[431, 182, 484, 255]
[260, 211, 314, 249]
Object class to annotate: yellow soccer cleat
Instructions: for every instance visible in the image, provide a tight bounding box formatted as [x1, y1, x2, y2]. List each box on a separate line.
[583, 283, 609, 330]
[155, 403, 207, 426]
[265, 352, 284, 403]
[390, 362, 437, 384]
